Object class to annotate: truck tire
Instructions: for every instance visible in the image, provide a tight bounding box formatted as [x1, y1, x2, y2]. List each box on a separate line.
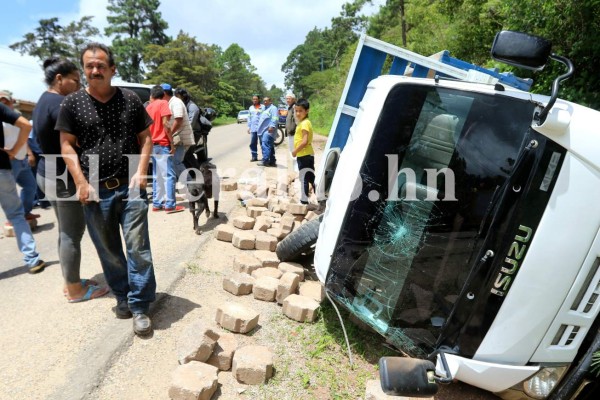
[276, 215, 323, 261]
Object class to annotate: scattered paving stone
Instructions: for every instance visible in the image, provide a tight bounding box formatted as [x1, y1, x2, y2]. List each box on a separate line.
[169, 361, 218, 400]
[221, 179, 238, 191]
[262, 211, 282, 220]
[232, 345, 274, 385]
[237, 190, 254, 202]
[276, 272, 300, 304]
[214, 224, 235, 242]
[207, 332, 238, 372]
[232, 253, 262, 275]
[245, 197, 269, 207]
[299, 280, 326, 302]
[232, 230, 255, 250]
[215, 302, 259, 334]
[254, 250, 280, 268]
[253, 216, 272, 232]
[282, 294, 320, 322]
[247, 206, 268, 218]
[305, 211, 319, 221]
[278, 262, 305, 281]
[288, 203, 308, 215]
[254, 232, 278, 251]
[266, 227, 286, 240]
[176, 320, 221, 365]
[232, 216, 255, 230]
[280, 215, 295, 234]
[251, 267, 283, 280]
[222, 273, 256, 296]
[253, 276, 279, 302]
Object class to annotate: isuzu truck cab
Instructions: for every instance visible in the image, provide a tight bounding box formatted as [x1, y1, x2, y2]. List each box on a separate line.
[313, 31, 600, 399]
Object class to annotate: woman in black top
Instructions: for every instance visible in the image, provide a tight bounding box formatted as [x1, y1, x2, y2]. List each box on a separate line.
[33, 58, 108, 302]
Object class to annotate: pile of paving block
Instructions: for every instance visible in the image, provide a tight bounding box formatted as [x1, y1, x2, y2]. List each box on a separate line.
[168, 171, 328, 400]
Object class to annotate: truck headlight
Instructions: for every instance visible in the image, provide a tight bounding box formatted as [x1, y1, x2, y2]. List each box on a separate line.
[523, 366, 568, 399]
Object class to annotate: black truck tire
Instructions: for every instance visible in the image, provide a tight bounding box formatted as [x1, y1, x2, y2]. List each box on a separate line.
[276, 215, 323, 261]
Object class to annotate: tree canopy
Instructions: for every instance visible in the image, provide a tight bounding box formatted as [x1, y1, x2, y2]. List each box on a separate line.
[105, 0, 170, 82]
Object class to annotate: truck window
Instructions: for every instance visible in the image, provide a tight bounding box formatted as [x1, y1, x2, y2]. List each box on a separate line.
[325, 84, 538, 356]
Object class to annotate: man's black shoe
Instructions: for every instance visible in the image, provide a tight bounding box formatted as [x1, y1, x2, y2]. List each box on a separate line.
[115, 299, 132, 319]
[133, 313, 152, 336]
[250, 158, 258, 162]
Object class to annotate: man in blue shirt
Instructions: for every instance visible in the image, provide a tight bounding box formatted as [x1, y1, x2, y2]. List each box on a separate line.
[257, 96, 279, 167]
[246, 95, 264, 162]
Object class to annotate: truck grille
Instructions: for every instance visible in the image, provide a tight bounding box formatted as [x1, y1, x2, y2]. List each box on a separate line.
[551, 257, 600, 347]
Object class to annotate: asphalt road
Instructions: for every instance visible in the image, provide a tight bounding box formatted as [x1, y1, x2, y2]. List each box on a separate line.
[0, 122, 254, 400]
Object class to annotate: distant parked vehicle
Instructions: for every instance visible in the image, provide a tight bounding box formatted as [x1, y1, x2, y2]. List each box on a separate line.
[113, 81, 153, 104]
[237, 110, 249, 124]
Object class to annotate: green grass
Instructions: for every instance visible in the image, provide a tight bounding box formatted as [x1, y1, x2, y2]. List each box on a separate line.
[213, 116, 236, 126]
[248, 300, 398, 400]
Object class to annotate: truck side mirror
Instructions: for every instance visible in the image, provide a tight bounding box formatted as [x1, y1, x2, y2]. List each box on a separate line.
[379, 357, 439, 397]
[491, 31, 552, 71]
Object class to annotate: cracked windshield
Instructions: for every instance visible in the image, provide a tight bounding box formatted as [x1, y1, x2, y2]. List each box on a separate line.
[327, 85, 535, 356]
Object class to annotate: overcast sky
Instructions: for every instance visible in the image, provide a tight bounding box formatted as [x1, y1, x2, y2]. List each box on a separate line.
[0, 0, 384, 102]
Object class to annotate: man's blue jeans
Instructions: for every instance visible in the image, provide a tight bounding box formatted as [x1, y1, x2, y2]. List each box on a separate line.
[83, 183, 156, 314]
[172, 144, 190, 183]
[261, 133, 276, 165]
[249, 131, 259, 160]
[152, 145, 176, 209]
[11, 158, 37, 215]
[0, 170, 40, 268]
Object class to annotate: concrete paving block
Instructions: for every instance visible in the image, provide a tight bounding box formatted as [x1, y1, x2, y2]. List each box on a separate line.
[207, 332, 238, 372]
[277, 181, 288, 193]
[232, 253, 262, 275]
[232, 345, 274, 385]
[277, 262, 305, 281]
[305, 211, 319, 221]
[364, 379, 430, 400]
[253, 276, 279, 302]
[232, 216, 255, 230]
[266, 227, 286, 240]
[215, 302, 260, 334]
[214, 224, 235, 242]
[169, 361, 219, 400]
[254, 250, 280, 268]
[247, 206, 268, 218]
[280, 215, 295, 234]
[221, 179, 238, 192]
[253, 215, 272, 232]
[254, 232, 278, 252]
[287, 171, 298, 184]
[288, 203, 308, 215]
[299, 280, 326, 303]
[237, 190, 255, 202]
[177, 320, 221, 364]
[245, 197, 269, 208]
[251, 267, 283, 280]
[262, 211, 282, 220]
[276, 272, 300, 304]
[232, 230, 255, 250]
[282, 294, 320, 322]
[222, 273, 256, 296]
[3, 224, 15, 237]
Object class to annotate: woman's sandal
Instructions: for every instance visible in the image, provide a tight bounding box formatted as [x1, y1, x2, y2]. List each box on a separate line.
[63, 279, 99, 296]
[67, 285, 109, 303]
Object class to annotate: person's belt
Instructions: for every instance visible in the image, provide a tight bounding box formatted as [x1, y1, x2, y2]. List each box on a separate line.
[102, 177, 128, 190]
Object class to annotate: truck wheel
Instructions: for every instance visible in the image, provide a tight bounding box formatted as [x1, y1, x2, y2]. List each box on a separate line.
[274, 127, 285, 146]
[276, 215, 322, 261]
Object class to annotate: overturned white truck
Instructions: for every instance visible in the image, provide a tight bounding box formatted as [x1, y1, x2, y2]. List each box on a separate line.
[308, 31, 600, 399]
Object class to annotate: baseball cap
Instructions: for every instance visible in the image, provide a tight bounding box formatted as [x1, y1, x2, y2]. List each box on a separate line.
[0, 90, 13, 102]
[160, 83, 172, 90]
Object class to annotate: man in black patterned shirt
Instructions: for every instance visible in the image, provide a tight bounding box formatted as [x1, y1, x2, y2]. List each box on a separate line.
[58, 42, 156, 336]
